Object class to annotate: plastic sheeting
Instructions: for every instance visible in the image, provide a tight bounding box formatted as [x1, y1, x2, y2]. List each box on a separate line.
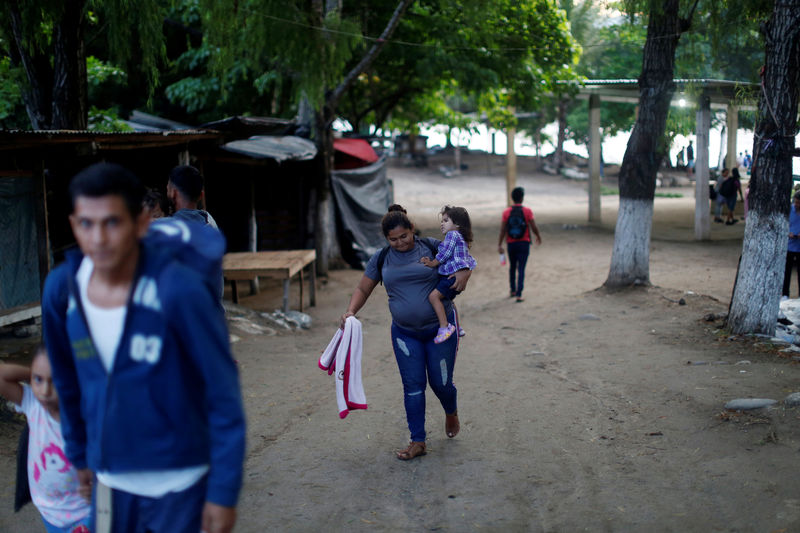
[221, 135, 317, 162]
[331, 155, 392, 269]
[0, 178, 41, 310]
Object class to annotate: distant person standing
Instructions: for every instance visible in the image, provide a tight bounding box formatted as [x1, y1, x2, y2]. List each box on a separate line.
[167, 165, 218, 228]
[686, 140, 695, 176]
[498, 186, 541, 303]
[783, 192, 800, 299]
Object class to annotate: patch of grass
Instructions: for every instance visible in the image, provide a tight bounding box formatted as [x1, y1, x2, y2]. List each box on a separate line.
[655, 192, 683, 198]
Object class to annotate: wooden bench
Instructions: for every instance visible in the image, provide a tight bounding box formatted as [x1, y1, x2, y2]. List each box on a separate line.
[0, 302, 41, 328]
[222, 250, 316, 312]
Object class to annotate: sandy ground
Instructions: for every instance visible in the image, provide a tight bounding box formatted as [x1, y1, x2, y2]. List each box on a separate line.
[3, 152, 800, 532]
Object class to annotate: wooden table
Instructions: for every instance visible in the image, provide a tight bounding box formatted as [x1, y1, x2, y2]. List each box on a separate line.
[223, 250, 317, 312]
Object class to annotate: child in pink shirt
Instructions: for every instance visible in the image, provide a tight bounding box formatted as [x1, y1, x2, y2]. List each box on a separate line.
[0, 345, 91, 533]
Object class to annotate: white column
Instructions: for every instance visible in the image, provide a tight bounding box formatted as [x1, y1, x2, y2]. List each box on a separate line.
[695, 95, 711, 240]
[589, 94, 602, 223]
[726, 104, 739, 170]
[505, 109, 517, 205]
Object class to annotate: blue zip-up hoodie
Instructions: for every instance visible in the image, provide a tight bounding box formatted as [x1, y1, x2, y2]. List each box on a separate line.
[42, 219, 245, 507]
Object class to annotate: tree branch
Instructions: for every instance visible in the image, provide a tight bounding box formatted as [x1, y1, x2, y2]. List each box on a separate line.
[325, 0, 414, 123]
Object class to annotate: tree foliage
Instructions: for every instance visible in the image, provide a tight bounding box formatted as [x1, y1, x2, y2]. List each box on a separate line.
[0, 0, 168, 129]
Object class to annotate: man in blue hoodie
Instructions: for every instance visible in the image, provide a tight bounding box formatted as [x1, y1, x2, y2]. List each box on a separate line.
[167, 164, 219, 228]
[42, 162, 245, 533]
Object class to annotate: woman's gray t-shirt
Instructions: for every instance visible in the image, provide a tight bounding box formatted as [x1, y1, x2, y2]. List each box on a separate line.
[365, 238, 454, 331]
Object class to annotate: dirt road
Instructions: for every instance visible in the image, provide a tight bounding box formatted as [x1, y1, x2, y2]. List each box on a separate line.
[3, 153, 800, 532]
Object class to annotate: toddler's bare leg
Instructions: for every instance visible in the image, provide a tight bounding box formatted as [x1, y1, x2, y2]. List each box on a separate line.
[428, 289, 448, 328]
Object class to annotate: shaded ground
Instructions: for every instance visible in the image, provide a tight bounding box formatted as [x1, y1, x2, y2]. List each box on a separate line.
[3, 152, 799, 532]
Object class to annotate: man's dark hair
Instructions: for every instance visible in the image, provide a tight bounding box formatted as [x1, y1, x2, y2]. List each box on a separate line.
[168, 165, 204, 202]
[511, 186, 525, 204]
[69, 162, 145, 217]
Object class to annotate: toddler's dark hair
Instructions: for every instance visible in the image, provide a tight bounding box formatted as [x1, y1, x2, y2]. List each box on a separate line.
[441, 205, 473, 247]
[381, 204, 413, 236]
[33, 342, 47, 362]
[143, 188, 168, 215]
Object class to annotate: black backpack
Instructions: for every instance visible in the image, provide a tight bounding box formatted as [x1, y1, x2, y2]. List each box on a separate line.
[507, 205, 527, 239]
[720, 177, 736, 198]
[375, 238, 438, 284]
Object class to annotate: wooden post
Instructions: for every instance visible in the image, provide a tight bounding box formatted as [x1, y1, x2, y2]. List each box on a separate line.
[33, 164, 51, 294]
[726, 104, 738, 170]
[248, 176, 259, 295]
[505, 109, 517, 205]
[589, 94, 602, 224]
[694, 95, 711, 240]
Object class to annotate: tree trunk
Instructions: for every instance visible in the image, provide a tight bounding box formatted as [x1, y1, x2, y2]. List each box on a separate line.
[554, 98, 567, 171]
[313, 0, 411, 274]
[604, 0, 683, 288]
[728, 1, 800, 334]
[7, 0, 88, 129]
[313, 110, 341, 276]
[51, 0, 88, 129]
[7, 2, 54, 129]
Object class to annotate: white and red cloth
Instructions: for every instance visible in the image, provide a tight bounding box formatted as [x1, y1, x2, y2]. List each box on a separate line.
[318, 316, 368, 418]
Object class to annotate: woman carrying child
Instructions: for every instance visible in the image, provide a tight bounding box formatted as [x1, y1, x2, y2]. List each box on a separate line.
[0, 344, 91, 533]
[340, 205, 472, 460]
[420, 206, 477, 343]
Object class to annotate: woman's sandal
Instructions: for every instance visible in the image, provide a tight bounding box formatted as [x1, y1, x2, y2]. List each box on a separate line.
[396, 441, 427, 460]
[445, 411, 460, 438]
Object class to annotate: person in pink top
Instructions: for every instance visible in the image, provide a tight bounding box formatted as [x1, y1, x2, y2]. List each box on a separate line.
[0, 344, 91, 533]
[497, 187, 542, 302]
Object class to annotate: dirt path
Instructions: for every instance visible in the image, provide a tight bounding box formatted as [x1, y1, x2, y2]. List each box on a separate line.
[3, 154, 800, 532]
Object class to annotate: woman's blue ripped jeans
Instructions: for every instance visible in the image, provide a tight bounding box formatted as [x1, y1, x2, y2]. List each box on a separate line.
[391, 312, 459, 442]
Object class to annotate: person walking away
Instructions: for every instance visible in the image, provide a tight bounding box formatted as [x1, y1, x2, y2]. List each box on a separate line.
[686, 140, 695, 177]
[166, 165, 218, 228]
[420, 206, 477, 344]
[783, 192, 800, 299]
[42, 163, 245, 533]
[0, 345, 92, 533]
[340, 205, 471, 460]
[720, 168, 744, 225]
[498, 187, 542, 302]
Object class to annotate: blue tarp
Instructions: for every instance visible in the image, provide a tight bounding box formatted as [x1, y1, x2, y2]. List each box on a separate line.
[0, 177, 40, 310]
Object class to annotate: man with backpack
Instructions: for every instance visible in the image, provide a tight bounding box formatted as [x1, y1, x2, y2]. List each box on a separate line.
[42, 163, 245, 533]
[498, 186, 542, 302]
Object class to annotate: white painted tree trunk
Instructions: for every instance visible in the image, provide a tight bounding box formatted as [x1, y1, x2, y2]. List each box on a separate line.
[728, 0, 800, 334]
[728, 212, 787, 334]
[606, 198, 653, 286]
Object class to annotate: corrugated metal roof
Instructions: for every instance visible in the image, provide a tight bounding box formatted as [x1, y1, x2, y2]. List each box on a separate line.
[221, 135, 317, 162]
[0, 129, 222, 151]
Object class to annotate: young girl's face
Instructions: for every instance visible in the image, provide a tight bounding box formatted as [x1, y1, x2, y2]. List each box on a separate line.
[31, 353, 59, 414]
[440, 214, 459, 235]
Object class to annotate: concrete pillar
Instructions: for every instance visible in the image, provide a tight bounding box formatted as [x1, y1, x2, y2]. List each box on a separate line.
[505, 111, 517, 205]
[726, 104, 739, 170]
[695, 95, 711, 240]
[589, 94, 602, 224]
